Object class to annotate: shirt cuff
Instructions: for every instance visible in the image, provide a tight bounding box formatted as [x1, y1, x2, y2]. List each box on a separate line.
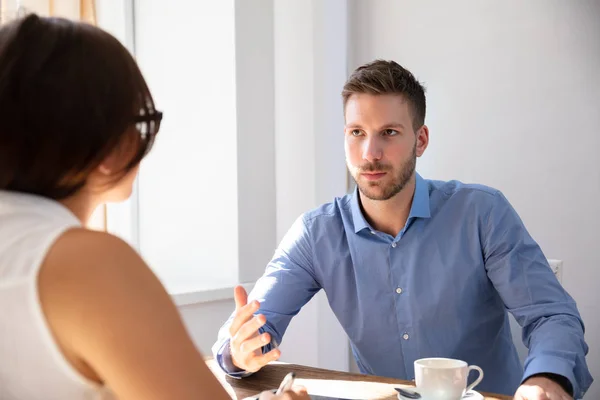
[215, 339, 254, 379]
[522, 355, 579, 398]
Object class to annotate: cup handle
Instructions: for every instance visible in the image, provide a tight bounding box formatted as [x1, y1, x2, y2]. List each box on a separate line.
[465, 365, 484, 393]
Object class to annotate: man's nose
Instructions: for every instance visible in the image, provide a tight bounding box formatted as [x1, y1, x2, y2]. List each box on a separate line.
[362, 136, 383, 162]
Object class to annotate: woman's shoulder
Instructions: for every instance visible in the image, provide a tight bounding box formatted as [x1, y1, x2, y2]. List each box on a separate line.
[39, 228, 150, 304]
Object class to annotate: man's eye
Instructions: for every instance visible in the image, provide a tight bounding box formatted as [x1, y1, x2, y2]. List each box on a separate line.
[351, 129, 362, 136]
[383, 129, 399, 136]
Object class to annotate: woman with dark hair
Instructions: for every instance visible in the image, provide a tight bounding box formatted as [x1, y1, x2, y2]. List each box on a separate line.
[0, 14, 307, 400]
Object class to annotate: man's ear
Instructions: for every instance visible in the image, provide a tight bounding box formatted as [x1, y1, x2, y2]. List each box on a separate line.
[416, 125, 429, 157]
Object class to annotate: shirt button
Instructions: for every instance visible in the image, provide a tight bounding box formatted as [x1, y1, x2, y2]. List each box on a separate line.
[403, 333, 409, 340]
[370, 230, 376, 234]
[391, 242, 397, 248]
[395, 287, 403, 294]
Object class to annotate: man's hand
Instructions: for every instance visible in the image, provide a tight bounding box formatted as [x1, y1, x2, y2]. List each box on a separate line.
[229, 286, 281, 372]
[259, 386, 310, 400]
[514, 376, 573, 400]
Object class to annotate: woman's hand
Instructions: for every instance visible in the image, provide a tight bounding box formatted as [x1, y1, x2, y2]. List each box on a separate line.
[259, 386, 310, 400]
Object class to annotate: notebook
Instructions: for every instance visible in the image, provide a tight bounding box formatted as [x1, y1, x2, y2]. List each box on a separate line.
[244, 394, 359, 400]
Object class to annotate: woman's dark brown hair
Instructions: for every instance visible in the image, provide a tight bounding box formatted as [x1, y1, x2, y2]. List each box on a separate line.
[0, 14, 162, 200]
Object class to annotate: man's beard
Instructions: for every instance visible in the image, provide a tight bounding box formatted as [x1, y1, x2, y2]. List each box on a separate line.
[349, 143, 416, 201]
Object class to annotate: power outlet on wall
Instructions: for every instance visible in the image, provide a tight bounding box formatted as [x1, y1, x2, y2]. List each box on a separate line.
[547, 259, 563, 284]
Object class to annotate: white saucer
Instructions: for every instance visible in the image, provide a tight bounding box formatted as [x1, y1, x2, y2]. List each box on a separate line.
[397, 389, 484, 400]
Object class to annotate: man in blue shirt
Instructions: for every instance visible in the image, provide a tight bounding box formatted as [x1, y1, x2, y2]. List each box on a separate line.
[213, 60, 593, 399]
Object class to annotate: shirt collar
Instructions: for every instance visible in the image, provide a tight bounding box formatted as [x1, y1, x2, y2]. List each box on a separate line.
[350, 172, 431, 234]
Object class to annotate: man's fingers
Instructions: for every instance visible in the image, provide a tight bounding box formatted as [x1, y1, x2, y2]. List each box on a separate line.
[229, 299, 260, 336]
[246, 348, 281, 372]
[236, 314, 267, 344]
[234, 285, 248, 311]
[239, 331, 271, 355]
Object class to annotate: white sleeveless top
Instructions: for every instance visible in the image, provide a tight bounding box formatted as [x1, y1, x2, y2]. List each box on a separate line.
[0, 190, 115, 400]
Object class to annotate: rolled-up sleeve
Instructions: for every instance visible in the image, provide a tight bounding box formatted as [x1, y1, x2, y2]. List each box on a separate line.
[482, 191, 593, 398]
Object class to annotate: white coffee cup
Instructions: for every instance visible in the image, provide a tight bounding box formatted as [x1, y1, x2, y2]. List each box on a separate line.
[414, 358, 484, 400]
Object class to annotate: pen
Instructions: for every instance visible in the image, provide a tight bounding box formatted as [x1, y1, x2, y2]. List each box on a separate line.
[275, 372, 296, 395]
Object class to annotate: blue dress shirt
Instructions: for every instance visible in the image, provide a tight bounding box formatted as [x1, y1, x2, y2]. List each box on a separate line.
[213, 173, 592, 397]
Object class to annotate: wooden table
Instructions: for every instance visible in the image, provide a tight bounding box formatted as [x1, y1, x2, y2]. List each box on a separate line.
[207, 359, 512, 400]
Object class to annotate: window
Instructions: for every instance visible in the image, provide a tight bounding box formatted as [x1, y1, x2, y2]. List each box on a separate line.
[98, 0, 276, 296]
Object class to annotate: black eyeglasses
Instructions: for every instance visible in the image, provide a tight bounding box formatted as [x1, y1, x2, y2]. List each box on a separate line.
[133, 111, 163, 157]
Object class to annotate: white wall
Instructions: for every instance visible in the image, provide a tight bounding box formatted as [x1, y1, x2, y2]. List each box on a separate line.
[272, 0, 349, 371]
[349, 0, 600, 396]
[179, 299, 236, 354]
[235, 0, 277, 283]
